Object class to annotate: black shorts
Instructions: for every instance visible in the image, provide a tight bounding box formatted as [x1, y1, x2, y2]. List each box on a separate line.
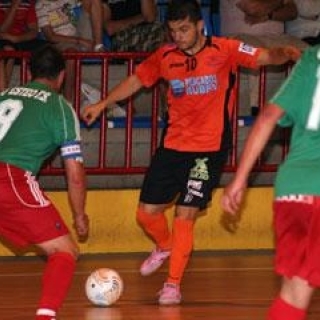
[140, 147, 228, 210]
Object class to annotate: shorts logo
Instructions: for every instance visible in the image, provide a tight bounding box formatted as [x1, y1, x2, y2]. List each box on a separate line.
[187, 179, 202, 190]
[187, 188, 204, 198]
[184, 180, 204, 203]
[189, 158, 209, 181]
[184, 194, 193, 203]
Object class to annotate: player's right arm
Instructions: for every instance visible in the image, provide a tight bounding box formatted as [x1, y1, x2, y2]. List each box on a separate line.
[81, 74, 144, 125]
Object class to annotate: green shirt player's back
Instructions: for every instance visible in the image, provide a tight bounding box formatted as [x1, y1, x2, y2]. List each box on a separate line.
[0, 81, 81, 175]
[270, 46, 320, 196]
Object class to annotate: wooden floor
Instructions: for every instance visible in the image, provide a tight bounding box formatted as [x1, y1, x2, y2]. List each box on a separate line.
[1, 251, 320, 320]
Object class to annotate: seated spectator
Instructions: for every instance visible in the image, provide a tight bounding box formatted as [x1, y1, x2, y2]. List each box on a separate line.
[220, 0, 307, 117]
[102, 0, 166, 52]
[36, 0, 105, 52]
[0, 0, 47, 91]
[286, 0, 320, 46]
[36, 0, 105, 101]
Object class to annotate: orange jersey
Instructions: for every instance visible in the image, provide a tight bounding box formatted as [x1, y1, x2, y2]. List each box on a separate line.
[136, 37, 262, 152]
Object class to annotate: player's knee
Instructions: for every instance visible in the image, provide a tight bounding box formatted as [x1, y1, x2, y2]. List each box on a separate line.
[40, 239, 80, 260]
[47, 246, 79, 260]
[59, 242, 80, 259]
[136, 207, 147, 226]
[64, 245, 80, 260]
[136, 207, 158, 228]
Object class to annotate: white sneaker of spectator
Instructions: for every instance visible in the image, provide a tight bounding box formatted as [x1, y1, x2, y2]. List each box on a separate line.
[108, 105, 127, 118]
[81, 82, 127, 118]
[81, 82, 101, 104]
[94, 43, 105, 52]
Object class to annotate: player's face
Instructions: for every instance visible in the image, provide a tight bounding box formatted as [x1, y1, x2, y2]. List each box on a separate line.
[167, 17, 204, 53]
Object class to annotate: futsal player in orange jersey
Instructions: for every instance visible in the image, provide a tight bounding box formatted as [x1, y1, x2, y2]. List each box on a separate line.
[82, 0, 301, 305]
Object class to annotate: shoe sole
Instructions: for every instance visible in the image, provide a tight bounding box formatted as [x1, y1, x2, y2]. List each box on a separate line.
[140, 254, 170, 276]
[140, 264, 163, 276]
[158, 299, 181, 305]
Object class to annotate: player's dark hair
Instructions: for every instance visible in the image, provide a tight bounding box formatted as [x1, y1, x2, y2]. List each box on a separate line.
[166, 0, 202, 24]
[29, 45, 66, 80]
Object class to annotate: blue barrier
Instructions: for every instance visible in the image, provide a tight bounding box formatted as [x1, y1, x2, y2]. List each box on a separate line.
[81, 116, 166, 129]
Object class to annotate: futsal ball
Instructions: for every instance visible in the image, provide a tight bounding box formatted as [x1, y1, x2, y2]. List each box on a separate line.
[85, 268, 124, 306]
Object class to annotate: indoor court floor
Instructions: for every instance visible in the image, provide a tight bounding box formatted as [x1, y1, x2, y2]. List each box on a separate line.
[1, 251, 320, 320]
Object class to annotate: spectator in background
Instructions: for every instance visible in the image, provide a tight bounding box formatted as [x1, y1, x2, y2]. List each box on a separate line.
[286, 0, 320, 46]
[36, 0, 105, 101]
[0, 0, 47, 91]
[220, 0, 307, 117]
[102, 0, 166, 52]
[36, 0, 104, 52]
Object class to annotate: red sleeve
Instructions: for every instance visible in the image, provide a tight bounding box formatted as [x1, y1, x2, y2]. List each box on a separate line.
[135, 48, 163, 88]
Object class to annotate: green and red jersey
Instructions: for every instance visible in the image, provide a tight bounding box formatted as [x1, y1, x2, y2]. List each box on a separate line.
[0, 81, 81, 175]
[271, 46, 320, 196]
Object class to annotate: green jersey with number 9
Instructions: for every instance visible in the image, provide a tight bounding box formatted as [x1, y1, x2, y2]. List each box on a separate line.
[0, 81, 81, 175]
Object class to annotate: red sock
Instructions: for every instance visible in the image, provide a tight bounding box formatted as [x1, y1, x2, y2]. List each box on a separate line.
[37, 252, 76, 316]
[136, 208, 172, 249]
[167, 218, 194, 285]
[267, 296, 306, 320]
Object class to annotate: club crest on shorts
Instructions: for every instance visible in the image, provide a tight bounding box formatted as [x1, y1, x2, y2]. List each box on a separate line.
[189, 158, 209, 180]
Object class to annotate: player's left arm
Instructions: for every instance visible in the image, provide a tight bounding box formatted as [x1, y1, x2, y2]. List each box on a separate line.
[63, 156, 89, 239]
[257, 46, 302, 67]
[56, 97, 89, 239]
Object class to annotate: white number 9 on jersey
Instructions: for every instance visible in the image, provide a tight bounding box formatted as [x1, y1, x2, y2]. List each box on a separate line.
[0, 99, 23, 142]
